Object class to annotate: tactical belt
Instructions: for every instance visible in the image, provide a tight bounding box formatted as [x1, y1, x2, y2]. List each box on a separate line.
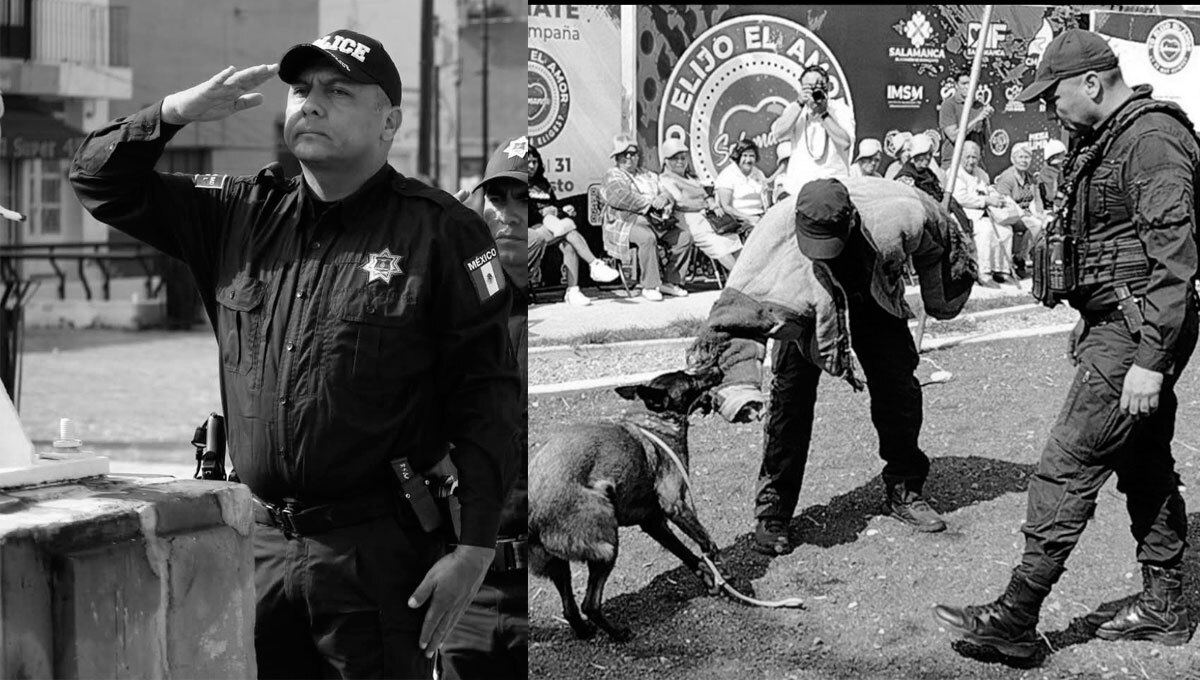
[452, 537, 528, 573]
[1081, 307, 1127, 327]
[253, 493, 398, 537]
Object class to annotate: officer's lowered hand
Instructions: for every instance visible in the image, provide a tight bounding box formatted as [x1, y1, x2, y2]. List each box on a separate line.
[162, 64, 279, 125]
[408, 544, 494, 658]
[1120, 364, 1163, 417]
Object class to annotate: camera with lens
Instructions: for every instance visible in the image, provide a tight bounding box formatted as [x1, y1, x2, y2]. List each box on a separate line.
[810, 86, 827, 104]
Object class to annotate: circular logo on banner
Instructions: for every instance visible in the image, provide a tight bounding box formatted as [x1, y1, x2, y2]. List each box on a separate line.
[528, 48, 571, 148]
[990, 128, 1011, 158]
[658, 15, 853, 183]
[1147, 19, 1194, 75]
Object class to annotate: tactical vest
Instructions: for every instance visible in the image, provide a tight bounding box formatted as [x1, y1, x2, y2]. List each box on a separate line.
[1033, 91, 1200, 305]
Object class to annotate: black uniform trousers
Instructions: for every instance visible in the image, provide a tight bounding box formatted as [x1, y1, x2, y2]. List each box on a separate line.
[1016, 306, 1198, 591]
[439, 570, 528, 680]
[756, 291, 930, 520]
[254, 507, 445, 679]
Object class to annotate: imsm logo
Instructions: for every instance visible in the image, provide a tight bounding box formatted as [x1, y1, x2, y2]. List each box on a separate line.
[1147, 19, 1194, 75]
[886, 84, 925, 109]
[658, 15, 852, 183]
[528, 48, 571, 147]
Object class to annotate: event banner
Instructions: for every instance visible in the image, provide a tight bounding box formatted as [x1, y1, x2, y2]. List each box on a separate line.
[640, 5, 1075, 184]
[528, 4, 624, 199]
[1092, 10, 1200, 120]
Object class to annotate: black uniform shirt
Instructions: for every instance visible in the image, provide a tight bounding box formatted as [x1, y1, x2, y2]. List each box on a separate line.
[70, 102, 522, 548]
[1068, 86, 1200, 373]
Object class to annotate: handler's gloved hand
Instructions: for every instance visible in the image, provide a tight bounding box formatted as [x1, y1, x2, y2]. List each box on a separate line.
[409, 544, 495, 658]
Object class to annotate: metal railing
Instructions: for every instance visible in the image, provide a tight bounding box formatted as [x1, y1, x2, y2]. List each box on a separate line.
[0, 241, 163, 302]
[0, 0, 129, 66]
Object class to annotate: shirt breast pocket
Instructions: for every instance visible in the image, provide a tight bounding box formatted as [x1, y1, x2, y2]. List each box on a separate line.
[216, 278, 267, 380]
[330, 286, 432, 391]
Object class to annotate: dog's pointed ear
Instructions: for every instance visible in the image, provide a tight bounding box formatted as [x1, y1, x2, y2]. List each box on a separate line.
[614, 384, 640, 401]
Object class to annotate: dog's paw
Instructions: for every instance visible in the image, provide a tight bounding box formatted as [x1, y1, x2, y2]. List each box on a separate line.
[570, 620, 598, 640]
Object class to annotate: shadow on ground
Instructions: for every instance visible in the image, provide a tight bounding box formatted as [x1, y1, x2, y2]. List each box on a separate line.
[532, 455, 1035, 642]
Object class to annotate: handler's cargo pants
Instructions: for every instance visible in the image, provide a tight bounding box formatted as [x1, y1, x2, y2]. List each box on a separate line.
[756, 292, 929, 520]
[1016, 308, 1198, 591]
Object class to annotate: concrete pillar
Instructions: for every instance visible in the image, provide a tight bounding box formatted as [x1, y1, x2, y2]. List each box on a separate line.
[0, 477, 255, 678]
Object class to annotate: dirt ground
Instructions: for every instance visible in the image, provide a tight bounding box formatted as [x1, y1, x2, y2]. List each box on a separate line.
[528, 332, 1200, 680]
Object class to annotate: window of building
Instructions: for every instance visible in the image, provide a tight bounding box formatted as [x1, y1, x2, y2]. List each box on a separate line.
[20, 158, 65, 237]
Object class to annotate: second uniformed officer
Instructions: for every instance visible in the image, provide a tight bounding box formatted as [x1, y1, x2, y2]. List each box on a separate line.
[934, 29, 1200, 658]
[70, 30, 521, 678]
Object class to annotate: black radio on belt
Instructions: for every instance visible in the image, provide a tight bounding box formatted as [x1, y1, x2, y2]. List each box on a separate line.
[1047, 232, 1077, 296]
[192, 412, 227, 481]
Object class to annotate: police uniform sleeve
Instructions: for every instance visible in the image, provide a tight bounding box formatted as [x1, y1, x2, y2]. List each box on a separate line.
[1124, 125, 1199, 374]
[434, 203, 522, 548]
[69, 100, 227, 273]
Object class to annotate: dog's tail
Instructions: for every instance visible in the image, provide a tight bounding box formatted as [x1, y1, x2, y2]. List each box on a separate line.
[529, 480, 619, 575]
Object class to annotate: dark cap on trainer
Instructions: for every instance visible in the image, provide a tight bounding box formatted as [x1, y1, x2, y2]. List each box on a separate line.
[795, 178, 855, 261]
[473, 136, 530, 193]
[1017, 29, 1118, 102]
[279, 29, 403, 106]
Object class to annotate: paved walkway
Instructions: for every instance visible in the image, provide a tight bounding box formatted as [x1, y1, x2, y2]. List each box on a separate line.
[529, 279, 1035, 345]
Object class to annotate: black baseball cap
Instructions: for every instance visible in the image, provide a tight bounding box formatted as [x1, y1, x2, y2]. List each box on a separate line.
[279, 29, 403, 106]
[794, 178, 855, 260]
[1017, 29, 1119, 102]
[473, 136, 530, 193]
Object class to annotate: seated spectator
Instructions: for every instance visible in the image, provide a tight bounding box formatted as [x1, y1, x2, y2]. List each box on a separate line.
[883, 131, 913, 180]
[1038, 138, 1068, 207]
[768, 140, 791, 204]
[601, 133, 694, 302]
[715, 139, 771, 229]
[925, 132, 948, 187]
[658, 137, 741, 273]
[993, 142, 1047, 280]
[849, 138, 882, 177]
[527, 145, 620, 305]
[893, 133, 978, 279]
[953, 140, 1014, 287]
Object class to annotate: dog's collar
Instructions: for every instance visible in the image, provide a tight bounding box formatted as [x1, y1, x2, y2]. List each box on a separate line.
[618, 411, 685, 441]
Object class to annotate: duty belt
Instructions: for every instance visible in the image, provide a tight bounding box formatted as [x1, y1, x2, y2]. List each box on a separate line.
[252, 493, 397, 537]
[1081, 307, 1127, 327]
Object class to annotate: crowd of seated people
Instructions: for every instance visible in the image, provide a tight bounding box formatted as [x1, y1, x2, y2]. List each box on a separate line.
[529, 122, 1066, 307]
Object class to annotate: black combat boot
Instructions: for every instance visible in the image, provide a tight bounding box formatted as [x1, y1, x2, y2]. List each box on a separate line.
[1095, 564, 1191, 645]
[933, 574, 1048, 658]
[887, 485, 946, 532]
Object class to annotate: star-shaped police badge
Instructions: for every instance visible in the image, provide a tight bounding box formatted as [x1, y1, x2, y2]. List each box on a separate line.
[504, 136, 529, 159]
[361, 248, 404, 284]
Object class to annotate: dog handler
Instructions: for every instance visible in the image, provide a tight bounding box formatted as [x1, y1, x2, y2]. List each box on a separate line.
[70, 29, 521, 677]
[935, 28, 1200, 657]
[754, 178, 949, 555]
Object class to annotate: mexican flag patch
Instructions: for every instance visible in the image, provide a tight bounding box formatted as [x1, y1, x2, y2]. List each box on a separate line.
[464, 247, 506, 302]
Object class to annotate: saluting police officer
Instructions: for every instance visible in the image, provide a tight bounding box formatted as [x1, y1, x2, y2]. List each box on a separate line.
[440, 136, 530, 679]
[935, 28, 1200, 658]
[70, 30, 521, 678]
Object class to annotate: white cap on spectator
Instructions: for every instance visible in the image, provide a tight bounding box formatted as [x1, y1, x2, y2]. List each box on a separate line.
[660, 137, 688, 161]
[854, 138, 882, 162]
[909, 133, 935, 157]
[777, 141, 792, 161]
[1044, 139, 1067, 160]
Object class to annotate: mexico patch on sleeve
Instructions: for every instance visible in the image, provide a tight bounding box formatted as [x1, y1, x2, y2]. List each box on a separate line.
[194, 174, 228, 190]
[463, 247, 506, 302]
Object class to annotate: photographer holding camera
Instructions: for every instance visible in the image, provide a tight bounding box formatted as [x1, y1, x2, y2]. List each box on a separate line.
[769, 64, 856, 201]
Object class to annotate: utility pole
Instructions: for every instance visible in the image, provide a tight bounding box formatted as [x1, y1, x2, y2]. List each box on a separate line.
[418, 0, 434, 176]
[481, 0, 489, 165]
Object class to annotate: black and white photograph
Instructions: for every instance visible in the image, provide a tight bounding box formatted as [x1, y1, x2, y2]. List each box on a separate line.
[527, 4, 1200, 679]
[1, 0, 526, 678]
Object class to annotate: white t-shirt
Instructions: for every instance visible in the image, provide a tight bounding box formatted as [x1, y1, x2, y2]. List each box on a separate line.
[773, 99, 856, 197]
[715, 164, 768, 217]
